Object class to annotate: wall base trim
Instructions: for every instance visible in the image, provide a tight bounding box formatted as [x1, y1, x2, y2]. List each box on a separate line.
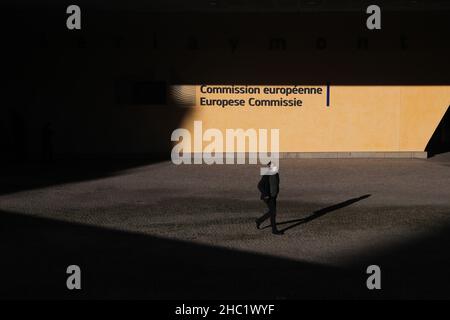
[186, 151, 428, 160]
[28, 151, 427, 161]
[279, 152, 428, 159]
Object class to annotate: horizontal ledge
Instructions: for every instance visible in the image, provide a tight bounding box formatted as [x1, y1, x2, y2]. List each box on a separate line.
[20, 151, 427, 161]
[180, 152, 428, 159]
[278, 152, 428, 159]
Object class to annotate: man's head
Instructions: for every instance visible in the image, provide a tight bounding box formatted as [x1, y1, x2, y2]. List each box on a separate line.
[260, 156, 280, 176]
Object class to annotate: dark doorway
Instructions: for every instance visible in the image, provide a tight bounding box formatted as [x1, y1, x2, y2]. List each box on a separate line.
[426, 106, 450, 157]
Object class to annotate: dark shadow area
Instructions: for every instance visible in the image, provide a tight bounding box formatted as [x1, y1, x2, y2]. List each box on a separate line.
[426, 106, 450, 157]
[1, 208, 450, 299]
[0, 159, 168, 196]
[262, 195, 371, 232]
[347, 219, 450, 300]
[0, 210, 357, 299]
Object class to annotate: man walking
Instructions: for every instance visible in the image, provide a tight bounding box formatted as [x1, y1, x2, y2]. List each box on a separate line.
[255, 162, 283, 235]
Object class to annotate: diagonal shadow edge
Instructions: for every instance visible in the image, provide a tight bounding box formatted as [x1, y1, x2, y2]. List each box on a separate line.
[0, 209, 347, 300]
[2, 207, 450, 299]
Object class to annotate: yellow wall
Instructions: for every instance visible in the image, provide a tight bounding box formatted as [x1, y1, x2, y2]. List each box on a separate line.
[174, 85, 450, 152]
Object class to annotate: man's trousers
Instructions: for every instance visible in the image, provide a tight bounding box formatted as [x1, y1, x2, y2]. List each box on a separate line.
[256, 197, 277, 231]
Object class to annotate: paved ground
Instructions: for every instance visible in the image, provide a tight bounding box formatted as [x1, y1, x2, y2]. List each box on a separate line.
[1, 153, 450, 299]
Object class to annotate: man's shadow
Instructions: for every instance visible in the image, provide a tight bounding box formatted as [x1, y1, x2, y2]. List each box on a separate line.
[263, 194, 371, 233]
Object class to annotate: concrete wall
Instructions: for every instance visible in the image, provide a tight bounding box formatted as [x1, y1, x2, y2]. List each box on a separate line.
[3, 9, 450, 159]
[175, 85, 450, 153]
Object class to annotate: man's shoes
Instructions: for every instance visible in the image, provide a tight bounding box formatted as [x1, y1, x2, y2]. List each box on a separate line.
[255, 219, 261, 230]
[272, 230, 284, 235]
